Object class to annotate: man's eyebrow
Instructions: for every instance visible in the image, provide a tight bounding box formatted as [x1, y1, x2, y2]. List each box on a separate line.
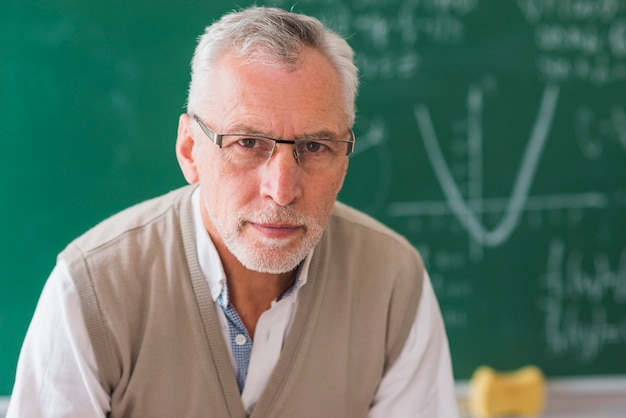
[222, 124, 267, 135]
[298, 130, 345, 140]
[222, 124, 345, 140]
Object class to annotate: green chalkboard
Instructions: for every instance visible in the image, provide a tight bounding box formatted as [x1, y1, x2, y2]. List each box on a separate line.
[1, 0, 625, 395]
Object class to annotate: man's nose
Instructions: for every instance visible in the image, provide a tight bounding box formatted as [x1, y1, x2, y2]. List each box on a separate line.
[259, 145, 303, 206]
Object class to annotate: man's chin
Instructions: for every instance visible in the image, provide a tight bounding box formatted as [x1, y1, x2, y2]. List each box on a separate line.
[238, 256, 303, 275]
[229, 242, 308, 274]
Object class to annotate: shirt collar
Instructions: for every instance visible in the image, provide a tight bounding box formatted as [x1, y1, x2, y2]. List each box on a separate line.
[190, 188, 311, 305]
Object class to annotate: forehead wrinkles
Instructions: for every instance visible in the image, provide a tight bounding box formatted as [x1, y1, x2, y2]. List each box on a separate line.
[204, 51, 346, 138]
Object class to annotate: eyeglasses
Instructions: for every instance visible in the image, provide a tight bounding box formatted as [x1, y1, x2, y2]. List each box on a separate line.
[192, 115, 355, 171]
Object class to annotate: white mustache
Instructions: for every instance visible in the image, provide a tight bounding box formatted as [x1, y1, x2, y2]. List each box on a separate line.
[239, 206, 312, 228]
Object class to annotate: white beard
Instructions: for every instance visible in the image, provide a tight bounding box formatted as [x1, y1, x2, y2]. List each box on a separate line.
[205, 198, 325, 274]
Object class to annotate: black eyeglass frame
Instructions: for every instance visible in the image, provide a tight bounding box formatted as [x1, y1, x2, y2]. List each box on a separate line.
[192, 114, 355, 157]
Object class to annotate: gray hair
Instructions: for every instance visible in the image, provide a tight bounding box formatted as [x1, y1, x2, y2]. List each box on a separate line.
[187, 6, 359, 127]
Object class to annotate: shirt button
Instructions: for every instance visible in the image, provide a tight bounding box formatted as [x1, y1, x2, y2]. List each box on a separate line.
[235, 334, 247, 345]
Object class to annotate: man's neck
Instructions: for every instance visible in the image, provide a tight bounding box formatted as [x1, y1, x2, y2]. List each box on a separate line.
[219, 250, 297, 339]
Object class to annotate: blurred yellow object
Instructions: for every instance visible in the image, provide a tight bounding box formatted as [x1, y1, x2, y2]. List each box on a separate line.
[468, 365, 546, 417]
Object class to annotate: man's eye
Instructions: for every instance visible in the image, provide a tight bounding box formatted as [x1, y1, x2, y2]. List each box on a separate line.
[238, 138, 258, 148]
[303, 141, 325, 153]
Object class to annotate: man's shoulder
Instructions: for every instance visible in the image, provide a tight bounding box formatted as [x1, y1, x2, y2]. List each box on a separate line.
[330, 201, 413, 251]
[327, 201, 423, 277]
[63, 185, 195, 256]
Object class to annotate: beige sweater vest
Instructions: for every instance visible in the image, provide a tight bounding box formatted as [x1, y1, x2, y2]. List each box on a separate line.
[61, 185, 424, 418]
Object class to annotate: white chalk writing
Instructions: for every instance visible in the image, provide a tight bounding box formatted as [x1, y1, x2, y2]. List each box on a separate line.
[518, 0, 626, 83]
[575, 105, 626, 158]
[542, 239, 626, 362]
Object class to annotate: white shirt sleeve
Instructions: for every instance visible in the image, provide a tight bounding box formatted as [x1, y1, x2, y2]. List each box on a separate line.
[6, 260, 110, 418]
[368, 271, 460, 418]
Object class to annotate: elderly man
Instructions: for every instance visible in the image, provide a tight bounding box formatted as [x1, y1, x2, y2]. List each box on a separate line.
[8, 6, 458, 417]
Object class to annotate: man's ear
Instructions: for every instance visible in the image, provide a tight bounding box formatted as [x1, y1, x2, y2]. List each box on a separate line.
[176, 113, 200, 184]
